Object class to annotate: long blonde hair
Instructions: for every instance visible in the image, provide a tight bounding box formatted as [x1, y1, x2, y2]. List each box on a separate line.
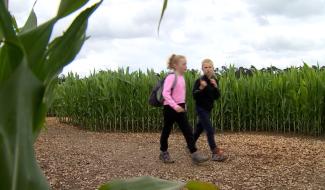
[167, 54, 186, 70]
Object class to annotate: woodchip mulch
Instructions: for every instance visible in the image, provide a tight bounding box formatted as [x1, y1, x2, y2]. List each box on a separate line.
[35, 118, 325, 190]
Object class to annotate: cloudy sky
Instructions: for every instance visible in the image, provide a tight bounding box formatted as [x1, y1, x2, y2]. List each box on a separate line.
[9, 0, 325, 76]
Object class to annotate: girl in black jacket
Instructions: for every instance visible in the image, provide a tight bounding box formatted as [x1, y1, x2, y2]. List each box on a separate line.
[193, 59, 227, 162]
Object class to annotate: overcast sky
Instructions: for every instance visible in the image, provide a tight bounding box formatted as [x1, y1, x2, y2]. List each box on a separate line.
[10, 0, 325, 76]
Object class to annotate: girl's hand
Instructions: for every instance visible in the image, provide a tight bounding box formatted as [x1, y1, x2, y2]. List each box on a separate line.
[175, 106, 185, 113]
[199, 80, 207, 90]
[210, 79, 218, 87]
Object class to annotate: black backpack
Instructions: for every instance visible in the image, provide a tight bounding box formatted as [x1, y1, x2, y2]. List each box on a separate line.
[149, 73, 178, 107]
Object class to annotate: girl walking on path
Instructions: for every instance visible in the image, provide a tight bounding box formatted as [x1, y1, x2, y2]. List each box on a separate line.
[159, 54, 209, 164]
[193, 59, 227, 162]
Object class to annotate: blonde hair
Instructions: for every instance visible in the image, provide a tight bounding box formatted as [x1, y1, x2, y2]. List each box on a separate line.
[167, 54, 186, 70]
[201, 58, 214, 67]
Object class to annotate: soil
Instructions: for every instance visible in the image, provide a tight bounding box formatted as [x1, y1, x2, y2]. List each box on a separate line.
[35, 118, 325, 190]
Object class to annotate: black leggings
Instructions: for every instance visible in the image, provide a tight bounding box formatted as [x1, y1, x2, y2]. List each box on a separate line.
[160, 104, 197, 154]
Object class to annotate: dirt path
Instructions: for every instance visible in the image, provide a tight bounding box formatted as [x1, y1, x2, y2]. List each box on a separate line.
[35, 118, 325, 190]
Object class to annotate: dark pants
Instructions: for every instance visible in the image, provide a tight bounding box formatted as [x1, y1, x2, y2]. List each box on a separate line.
[160, 104, 197, 154]
[194, 106, 217, 151]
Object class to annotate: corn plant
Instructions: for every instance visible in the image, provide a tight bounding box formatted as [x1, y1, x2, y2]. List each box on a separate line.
[0, 0, 102, 189]
[52, 64, 325, 136]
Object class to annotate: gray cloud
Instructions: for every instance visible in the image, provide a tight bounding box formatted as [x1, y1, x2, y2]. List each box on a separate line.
[8, 0, 325, 75]
[255, 16, 270, 25]
[251, 36, 320, 52]
[247, 0, 325, 18]
[87, 0, 186, 39]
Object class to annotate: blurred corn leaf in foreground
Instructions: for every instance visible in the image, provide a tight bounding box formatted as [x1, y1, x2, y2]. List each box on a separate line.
[186, 181, 220, 190]
[99, 176, 220, 190]
[0, 0, 102, 189]
[99, 176, 185, 190]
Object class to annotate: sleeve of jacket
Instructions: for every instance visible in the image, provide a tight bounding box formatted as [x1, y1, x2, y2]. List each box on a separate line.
[193, 79, 204, 100]
[162, 74, 181, 110]
[212, 80, 221, 100]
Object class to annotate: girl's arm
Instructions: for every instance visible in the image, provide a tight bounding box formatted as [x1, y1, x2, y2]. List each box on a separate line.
[193, 79, 203, 100]
[162, 74, 181, 111]
[212, 79, 221, 99]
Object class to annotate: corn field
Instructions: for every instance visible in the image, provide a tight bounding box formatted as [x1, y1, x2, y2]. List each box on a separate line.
[50, 64, 325, 136]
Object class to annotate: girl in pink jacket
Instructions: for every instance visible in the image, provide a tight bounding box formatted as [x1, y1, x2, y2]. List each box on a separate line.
[159, 54, 209, 164]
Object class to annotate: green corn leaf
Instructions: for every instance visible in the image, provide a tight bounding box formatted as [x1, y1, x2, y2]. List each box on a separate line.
[0, 0, 18, 42]
[186, 181, 220, 190]
[57, 0, 90, 18]
[11, 16, 19, 33]
[43, 1, 102, 82]
[99, 176, 185, 190]
[19, 19, 56, 78]
[0, 43, 24, 85]
[0, 63, 49, 190]
[0, 1, 24, 85]
[20, 9, 38, 33]
[158, 0, 168, 34]
[1, 0, 101, 189]
[3, 0, 8, 8]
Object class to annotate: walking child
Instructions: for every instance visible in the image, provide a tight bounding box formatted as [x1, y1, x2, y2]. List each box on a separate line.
[159, 54, 209, 164]
[193, 59, 227, 162]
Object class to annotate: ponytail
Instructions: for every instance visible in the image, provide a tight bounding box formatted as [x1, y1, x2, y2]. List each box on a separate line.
[167, 54, 186, 70]
[167, 54, 176, 70]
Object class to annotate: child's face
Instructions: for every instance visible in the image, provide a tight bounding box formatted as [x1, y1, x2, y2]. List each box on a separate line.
[175, 58, 187, 74]
[202, 62, 214, 78]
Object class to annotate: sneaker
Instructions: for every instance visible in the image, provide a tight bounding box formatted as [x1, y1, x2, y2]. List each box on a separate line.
[159, 151, 175, 164]
[211, 148, 227, 162]
[191, 151, 209, 164]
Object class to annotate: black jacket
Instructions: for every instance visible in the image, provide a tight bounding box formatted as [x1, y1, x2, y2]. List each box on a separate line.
[193, 75, 221, 111]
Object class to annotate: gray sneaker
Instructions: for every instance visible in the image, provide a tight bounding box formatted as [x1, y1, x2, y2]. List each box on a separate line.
[159, 151, 175, 164]
[191, 151, 209, 164]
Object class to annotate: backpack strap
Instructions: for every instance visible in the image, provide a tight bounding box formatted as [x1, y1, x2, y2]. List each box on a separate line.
[171, 73, 178, 94]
